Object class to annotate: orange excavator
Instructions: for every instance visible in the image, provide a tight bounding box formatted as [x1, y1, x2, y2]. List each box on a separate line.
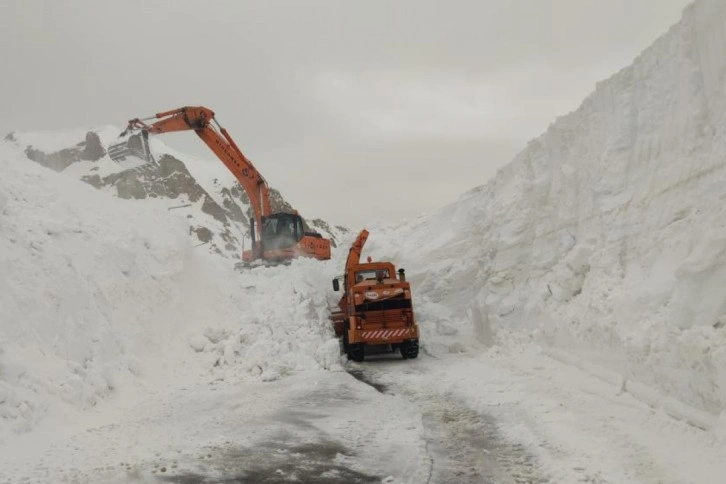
[108, 106, 330, 264]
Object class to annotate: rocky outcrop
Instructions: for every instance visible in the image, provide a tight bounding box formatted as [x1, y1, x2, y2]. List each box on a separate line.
[23, 132, 106, 172]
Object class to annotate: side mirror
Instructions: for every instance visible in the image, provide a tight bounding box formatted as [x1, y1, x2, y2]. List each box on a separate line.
[332, 278, 340, 291]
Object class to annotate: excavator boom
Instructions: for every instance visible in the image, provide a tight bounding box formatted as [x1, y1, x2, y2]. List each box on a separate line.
[108, 106, 330, 263]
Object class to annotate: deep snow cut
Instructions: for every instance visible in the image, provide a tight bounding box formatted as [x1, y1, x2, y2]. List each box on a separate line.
[377, 0, 726, 421]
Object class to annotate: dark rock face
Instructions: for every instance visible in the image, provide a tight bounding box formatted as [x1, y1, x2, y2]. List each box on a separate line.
[22, 131, 107, 171]
[87, 154, 210, 204]
[25, 146, 82, 172]
[80, 132, 106, 161]
[308, 218, 346, 248]
[192, 226, 213, 243]
[222, 185, 246, 223]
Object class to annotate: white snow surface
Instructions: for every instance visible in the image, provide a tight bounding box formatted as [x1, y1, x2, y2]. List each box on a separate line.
[9, 126, 120, 154]
[0, 141, 342, 443]
[377, 0, 726, 421]
[4, 1, 726, 482]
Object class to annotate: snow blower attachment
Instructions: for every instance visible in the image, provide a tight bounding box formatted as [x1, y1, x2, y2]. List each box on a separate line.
[108, 129, 153, 163]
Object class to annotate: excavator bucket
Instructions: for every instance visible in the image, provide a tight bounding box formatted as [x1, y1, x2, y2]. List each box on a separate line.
[108, 130, 154, 163]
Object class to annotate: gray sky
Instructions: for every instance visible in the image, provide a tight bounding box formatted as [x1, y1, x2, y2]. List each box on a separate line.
[0, 0, 690, 228]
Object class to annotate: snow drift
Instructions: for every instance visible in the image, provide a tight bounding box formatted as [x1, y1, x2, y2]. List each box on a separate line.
[380, 0, 726, 420]
[0, 141, 341, 441]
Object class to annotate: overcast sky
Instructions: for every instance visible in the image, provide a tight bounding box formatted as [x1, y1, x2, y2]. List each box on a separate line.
[1, 0, 691, 228]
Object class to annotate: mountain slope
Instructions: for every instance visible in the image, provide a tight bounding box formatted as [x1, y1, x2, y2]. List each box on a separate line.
[4, 127, 346, 260]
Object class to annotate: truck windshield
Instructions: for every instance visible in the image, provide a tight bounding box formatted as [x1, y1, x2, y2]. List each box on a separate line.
[354, 269, 390, 282]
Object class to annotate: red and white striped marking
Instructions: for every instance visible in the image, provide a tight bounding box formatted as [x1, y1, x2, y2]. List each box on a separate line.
[361, 328, 413, 340]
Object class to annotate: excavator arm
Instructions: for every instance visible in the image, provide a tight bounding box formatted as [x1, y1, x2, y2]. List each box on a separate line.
[110, 105, 331, 264]
[117, 106, 271, 255]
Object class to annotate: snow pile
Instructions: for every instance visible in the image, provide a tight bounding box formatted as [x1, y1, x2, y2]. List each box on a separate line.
[380, 0, 726, 419]
[0, 142, 341, 441]
[186, 257, 342, 384]
[0, 140, 186, 434]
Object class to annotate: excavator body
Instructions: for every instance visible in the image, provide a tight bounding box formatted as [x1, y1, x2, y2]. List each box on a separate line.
[330, 230, 419, 361]
[107, 106, 331, 265]
[241, 212, 330, 263]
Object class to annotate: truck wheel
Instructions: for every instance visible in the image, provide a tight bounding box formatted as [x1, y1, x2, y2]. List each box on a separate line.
[348, 343, 365, 362]
[401, 340, 419, 360]
[342, 322, 350, 353]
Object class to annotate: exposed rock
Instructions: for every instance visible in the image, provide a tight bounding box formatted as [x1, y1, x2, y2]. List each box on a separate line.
[80, 132, 105, 161]
[201, 194, 227, 224]
[192, 226, 213, 243]
[23, 130, 106, 171]
[308, 218, 345, 247]
[25, 146, 81, 172]
[221, 186, 246, 223]
[82, 174, 103, 189]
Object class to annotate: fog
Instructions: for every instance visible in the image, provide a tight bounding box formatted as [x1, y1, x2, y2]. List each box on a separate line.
[0, 0, 691, 226]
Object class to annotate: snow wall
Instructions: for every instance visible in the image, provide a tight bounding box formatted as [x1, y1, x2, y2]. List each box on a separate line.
[0, 142, 341, 440]
[380, 0, 726, 418]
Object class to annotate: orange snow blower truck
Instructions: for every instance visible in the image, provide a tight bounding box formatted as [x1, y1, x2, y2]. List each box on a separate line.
[108, 106, 330, 265]
[330, 230, 419, 361]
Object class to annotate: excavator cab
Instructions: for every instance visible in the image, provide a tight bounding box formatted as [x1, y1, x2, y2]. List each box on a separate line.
[245, 211, 328, 264]
[259, 213, 305, 251]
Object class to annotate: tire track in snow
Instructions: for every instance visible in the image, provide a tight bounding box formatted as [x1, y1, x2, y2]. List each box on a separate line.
[348, 356, 544, 483]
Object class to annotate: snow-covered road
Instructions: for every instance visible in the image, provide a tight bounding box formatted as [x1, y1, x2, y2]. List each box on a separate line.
[5, 343, 726, 483]
[2, 366, 421, 483]
[358, 347, 726, 484]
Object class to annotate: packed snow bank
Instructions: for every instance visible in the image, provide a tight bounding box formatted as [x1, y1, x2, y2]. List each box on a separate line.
[0, 141, 190, 435]
[0, 142, 341, 441]
[186, 256, 343, 384]
[379, 0, 726, 419]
